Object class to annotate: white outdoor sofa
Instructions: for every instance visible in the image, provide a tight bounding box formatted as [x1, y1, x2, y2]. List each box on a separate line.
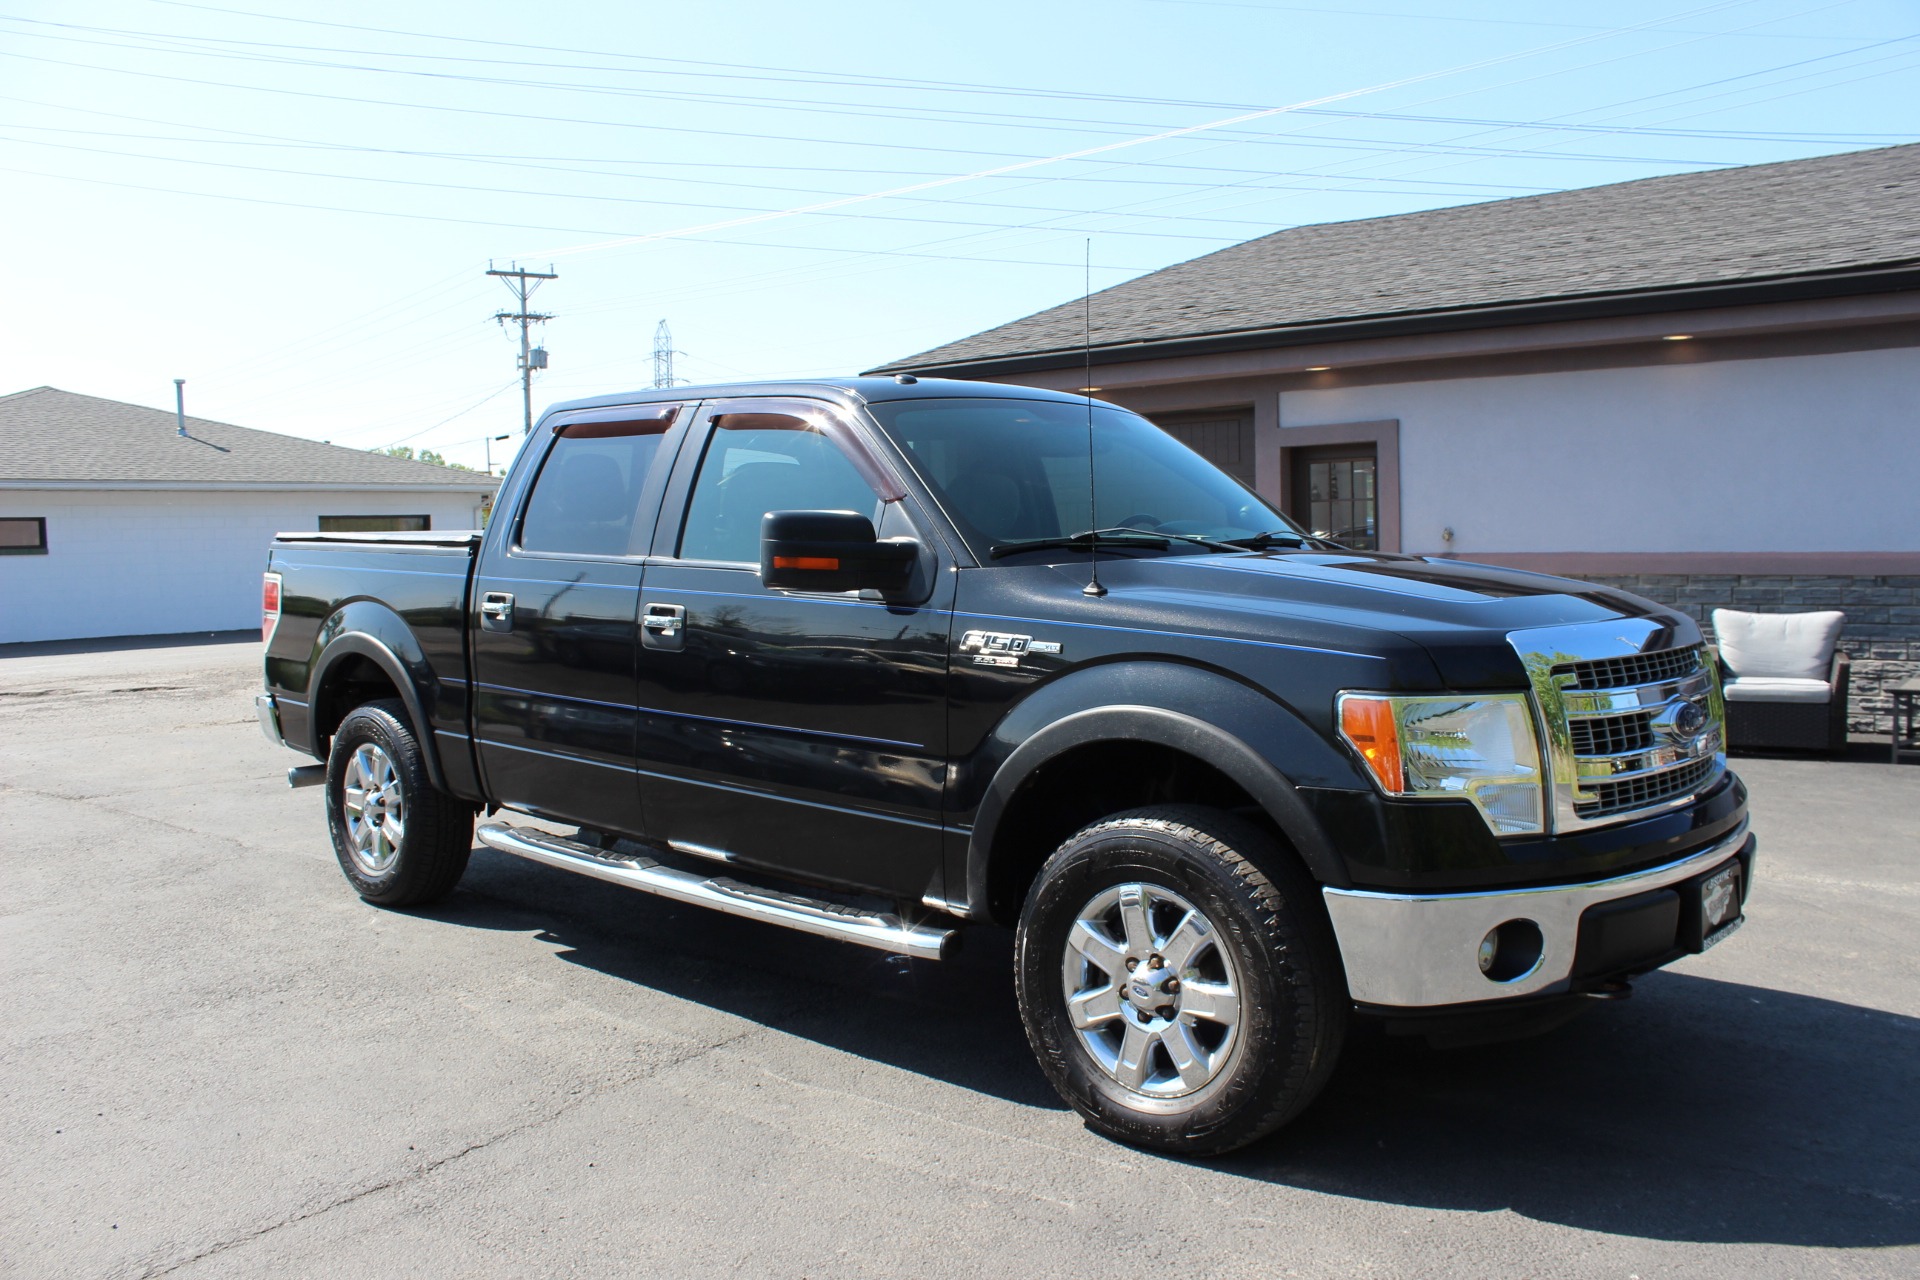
[1711, 608, 1851, 754]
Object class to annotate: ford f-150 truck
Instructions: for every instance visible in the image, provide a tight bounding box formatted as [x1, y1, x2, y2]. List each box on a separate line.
[257, 377, 1753, 1154]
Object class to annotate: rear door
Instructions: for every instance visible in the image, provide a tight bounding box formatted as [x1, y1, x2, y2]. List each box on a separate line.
[630, 398, 953, 899]
[469, 402, 688, 836]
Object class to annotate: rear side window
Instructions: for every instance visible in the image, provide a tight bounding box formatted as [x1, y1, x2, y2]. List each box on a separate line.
[678, 413, 880, 564]
[519, 413, 675, 556]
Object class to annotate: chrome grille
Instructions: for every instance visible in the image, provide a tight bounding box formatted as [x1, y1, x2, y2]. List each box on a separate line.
[1568, 712, 1655, 757]
[1579, 757, 1717, 817]
[1562, 647, 1703, 691]
[1510, 622, 1726, 833]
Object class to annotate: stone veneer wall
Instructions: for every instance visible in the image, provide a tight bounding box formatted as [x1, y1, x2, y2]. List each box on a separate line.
[1562, 574, 1920, 735]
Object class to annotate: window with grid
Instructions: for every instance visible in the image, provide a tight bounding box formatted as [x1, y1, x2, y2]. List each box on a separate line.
[1290, 447, 1377, 550]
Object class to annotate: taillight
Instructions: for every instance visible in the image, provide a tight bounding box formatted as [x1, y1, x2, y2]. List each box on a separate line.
[262, 572, 282, 643]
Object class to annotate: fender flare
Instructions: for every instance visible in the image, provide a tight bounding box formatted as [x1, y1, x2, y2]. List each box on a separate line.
[965, 702, 1352, 919]
[305, 625, 450, 794]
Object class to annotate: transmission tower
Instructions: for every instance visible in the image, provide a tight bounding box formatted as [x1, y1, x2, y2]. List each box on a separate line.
[488, 262, 556, 433]
[652, 319, 678, 389]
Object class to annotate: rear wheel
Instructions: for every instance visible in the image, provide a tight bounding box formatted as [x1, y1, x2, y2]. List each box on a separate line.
[1015, 805, 1347, 1155]
[325, 699, 473, 907]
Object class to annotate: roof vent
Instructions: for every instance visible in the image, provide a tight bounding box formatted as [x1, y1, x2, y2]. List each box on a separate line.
[173, 378, 186, 437]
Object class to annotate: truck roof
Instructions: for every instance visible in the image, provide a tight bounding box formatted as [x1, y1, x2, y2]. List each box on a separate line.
[540, 375, 1090, 422]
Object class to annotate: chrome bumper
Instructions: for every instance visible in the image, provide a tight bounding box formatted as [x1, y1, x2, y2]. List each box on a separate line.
[254, 693, 285, 748]
[1324, 818, 1752, 1008]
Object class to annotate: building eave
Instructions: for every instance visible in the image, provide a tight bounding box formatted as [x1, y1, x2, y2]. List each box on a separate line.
[871, 260, 1920, 379]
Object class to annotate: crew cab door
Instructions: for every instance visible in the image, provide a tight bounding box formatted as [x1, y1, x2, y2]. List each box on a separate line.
[469, 403, 688, 836]
[631, 398, 952, 899]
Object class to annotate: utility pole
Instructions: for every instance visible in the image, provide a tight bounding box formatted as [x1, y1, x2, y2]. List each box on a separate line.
[652, 319, 677, 389]
[488, 262, 556, 434]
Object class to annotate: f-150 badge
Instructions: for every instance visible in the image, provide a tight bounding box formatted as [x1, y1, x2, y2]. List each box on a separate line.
[958, 630, 1063, 667]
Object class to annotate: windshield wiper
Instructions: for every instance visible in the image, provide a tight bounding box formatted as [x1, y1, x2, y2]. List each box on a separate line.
[1221, 530, 1314, 551]
[989, 529, 1168, 560]
[1149, 530, 1244, 553]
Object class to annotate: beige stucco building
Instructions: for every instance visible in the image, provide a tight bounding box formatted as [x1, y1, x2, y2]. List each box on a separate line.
[874, 144, 1920, 733]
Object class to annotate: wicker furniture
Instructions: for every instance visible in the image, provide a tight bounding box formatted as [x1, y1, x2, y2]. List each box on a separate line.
[1712, 609, 1850, 754]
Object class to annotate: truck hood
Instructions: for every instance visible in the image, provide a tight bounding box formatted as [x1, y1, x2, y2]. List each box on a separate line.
[1082, 549, 1697, 688]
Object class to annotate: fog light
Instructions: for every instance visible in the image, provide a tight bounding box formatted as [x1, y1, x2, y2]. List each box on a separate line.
[1478, 920, 1545, 983]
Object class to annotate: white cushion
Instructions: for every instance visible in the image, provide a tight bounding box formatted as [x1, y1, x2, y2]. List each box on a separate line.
[1712, 608, 1844, 680]
[1724, 676, 1832, 704]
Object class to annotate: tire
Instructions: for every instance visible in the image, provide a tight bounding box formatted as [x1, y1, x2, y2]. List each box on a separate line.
[325, 699, 474, 907]
[1014, 805, 1348, 1155]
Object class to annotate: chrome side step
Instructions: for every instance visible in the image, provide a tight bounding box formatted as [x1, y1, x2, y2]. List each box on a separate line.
[474, 821, 957, 961]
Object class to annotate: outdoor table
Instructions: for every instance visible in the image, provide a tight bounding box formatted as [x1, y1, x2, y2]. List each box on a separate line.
[1893, 677, 1920, 765]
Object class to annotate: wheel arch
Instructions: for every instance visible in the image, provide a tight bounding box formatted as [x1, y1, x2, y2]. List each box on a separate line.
[305, 610, 449, 793]
[965, 696, 1352, 926]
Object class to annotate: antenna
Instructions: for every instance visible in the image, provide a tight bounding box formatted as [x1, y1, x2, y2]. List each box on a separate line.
[1081, 239, 1105, 598]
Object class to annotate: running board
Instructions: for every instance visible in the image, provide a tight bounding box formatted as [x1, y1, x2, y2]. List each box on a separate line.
[474, 821, 956, 961]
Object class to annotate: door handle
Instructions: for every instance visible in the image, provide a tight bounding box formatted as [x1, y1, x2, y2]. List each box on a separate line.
[642, 602, 686, 650]
[480, 591, 515, 631]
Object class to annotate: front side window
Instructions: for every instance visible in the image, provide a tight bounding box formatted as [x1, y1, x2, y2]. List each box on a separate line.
[519, 415, 674, 556]
[678, 412, 881, 564]
[867, 397, 1297, 558]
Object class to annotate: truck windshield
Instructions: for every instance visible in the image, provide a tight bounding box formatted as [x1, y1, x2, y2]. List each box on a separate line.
[866, 397, 1305, 560]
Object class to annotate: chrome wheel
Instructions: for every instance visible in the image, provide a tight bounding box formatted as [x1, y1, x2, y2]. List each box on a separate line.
[1061, 882, 1243, 1099]
[341, 742, 405, 877]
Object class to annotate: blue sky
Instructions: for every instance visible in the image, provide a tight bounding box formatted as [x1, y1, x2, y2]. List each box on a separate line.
[1, 0, 1914, 469]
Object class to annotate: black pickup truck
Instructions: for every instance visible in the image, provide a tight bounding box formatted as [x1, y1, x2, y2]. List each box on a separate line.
[258, 377, 1753, 1154]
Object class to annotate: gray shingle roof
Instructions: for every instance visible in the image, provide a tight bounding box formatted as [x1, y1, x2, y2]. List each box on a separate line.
[0, 387, 498, 489]
[874, 143, 1920, 374]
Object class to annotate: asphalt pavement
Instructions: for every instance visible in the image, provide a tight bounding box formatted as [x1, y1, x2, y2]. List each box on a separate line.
[2, 636, 1915, 1278]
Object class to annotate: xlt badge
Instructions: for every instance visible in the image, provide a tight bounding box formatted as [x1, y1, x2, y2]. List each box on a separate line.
[958, 630, 1062, 667]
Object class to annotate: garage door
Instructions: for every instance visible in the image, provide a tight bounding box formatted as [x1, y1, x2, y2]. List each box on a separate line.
[1148, 409, 1255, 487]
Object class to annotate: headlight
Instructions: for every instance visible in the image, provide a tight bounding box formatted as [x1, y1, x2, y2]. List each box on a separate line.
[1336, 692, 1545, 836]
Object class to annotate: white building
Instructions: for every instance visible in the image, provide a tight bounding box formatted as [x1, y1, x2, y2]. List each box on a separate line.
[875, 144, 1920, 731]
[0, 388, 498, 644]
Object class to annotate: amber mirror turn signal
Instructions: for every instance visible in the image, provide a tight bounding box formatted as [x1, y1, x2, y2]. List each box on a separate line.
[760, 510, 917, 594]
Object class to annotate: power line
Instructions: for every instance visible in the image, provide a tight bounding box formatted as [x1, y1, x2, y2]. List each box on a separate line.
[375, 381, 520, 451]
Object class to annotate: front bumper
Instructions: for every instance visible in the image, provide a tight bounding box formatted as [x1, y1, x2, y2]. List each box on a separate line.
[254, 693, 286, 748]
[1324, 818, 1753, 1008]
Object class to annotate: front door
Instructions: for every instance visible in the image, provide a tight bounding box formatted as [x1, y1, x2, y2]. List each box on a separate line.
[631, 399, 952, 899]
[1290, 443, 1378, 551]
[469, 404, 687, 837]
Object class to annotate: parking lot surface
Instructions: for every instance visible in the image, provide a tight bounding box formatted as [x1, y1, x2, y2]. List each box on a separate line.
[3, 637, 1916, 1279]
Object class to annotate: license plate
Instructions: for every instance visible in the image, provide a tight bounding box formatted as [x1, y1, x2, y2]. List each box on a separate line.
[1701, 864, 1743, 948]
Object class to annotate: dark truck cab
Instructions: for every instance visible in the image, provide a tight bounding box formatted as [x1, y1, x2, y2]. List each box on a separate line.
[258, 377, 1754, 1154]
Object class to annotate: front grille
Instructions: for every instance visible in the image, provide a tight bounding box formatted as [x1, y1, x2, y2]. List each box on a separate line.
[1511, 628, 1724, 832]
[1561, 647, 1704, 691]
[1577, 756, 1717, 818]
[1568, 711, 1655, 757]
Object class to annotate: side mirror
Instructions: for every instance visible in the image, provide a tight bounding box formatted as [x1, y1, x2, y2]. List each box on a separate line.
[761, 510, 918, 594]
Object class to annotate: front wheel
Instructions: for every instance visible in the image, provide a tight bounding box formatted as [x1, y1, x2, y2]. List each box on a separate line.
[1015, 805, 1347, 1155]
[325, 699, 474, 907]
